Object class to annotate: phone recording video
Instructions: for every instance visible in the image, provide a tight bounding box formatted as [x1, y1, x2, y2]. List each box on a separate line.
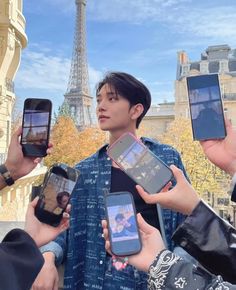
[21, 98, 52, 157]
[107, 133, 173, 194]
[105, 192, 141, 256]
[35, 163, 80, 226]
[186, 74, 226, 141]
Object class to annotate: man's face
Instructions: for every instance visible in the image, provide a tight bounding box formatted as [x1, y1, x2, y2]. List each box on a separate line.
[96, 84, 133, 132]
[116, 217, 126, 226]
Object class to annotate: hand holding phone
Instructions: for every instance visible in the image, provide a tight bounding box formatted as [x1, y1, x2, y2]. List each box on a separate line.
[35, 163, 80, 226]
[105, 191, 142, 256]
[186, 74, 226, 141]
[107, 133, 173, 194]
[21, 98, 52, 157]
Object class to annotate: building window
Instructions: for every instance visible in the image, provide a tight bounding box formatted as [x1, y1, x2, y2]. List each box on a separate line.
[200, 61, 209, 74]
[219, 60, 229, 73]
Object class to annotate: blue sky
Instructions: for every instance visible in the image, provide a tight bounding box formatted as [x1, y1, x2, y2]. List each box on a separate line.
[15, 0, 236, 116]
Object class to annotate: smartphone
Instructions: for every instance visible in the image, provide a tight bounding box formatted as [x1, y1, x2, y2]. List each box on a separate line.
[21, 98, 52, 157]
[35, 163, 80, 226]
[105, 191, 141, 256]
[186, 74, 226, 141]
[107, 133, 173, 194]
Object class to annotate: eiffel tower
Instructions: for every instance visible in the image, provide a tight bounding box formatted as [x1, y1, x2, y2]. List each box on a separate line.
[64, 0, 93, 130]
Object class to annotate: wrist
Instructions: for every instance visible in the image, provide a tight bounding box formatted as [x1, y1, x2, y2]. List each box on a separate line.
[0, 163, 15, 186]
[43, 252, 56, 264]
[4, 161, 20, 181]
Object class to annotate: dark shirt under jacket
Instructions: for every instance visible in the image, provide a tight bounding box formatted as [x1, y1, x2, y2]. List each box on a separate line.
[111, 166, 160, 230]
[0, 228, 44, 290]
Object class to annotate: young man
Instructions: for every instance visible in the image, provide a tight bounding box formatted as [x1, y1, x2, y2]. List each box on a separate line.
[34, 72, 189, 290]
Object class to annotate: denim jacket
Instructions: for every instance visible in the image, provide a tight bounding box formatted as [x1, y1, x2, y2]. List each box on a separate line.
[41, 138, 188, 289]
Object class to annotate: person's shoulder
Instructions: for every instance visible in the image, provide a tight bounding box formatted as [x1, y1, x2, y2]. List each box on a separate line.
[74, 144, 108, 170]
[142, 137, 180, 155]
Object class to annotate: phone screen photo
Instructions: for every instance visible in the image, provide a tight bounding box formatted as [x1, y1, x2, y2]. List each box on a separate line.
[35, 164, 79, 226]
[107, 133, 173, 194]
[186, 74, 226, 140]
[21, 98, 52, 157]
[105, 192, 141, 256]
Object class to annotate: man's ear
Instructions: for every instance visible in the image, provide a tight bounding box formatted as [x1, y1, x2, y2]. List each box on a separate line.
[130, 103, 144, 121]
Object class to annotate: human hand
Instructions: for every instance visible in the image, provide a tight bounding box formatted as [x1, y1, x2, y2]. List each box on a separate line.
[5, 127, 53, 181]
[32, 253, 59, 290]
[136, 165, 200, 215]
[102, 213, 165, 272]
[25, 197, 70, 247]
[200, 118, 236, 176]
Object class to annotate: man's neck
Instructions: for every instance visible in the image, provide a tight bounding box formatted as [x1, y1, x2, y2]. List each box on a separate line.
[109, 129, 137, 146]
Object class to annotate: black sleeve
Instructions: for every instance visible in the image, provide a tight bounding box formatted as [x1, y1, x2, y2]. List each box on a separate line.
[0, 228, 44, 290]
[148, 250, 236, 290]
[172, 200, 236, 283]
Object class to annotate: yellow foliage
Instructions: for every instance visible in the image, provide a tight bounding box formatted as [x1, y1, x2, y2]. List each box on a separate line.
[160, 117, 230, 197]
[44, 116, 106, 168]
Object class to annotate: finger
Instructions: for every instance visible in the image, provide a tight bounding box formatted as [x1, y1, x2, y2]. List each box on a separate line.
[31, 196, 39, 207]
[101, 219, 107, 229]
[65, 203, 71, 214]
[11, 127, 22, 145]
[136, 185, 158, 204]
[62, 212, 70, 219]
[137, 213, 156, 234]
[105, 240, 112, 255]
[169, 165, 185, 183]
[33, 157, 41, 164]
[103, 228, 109, 241]
[161, 181, 172, 192]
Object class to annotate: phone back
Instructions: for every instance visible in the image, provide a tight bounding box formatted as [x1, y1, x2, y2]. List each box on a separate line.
[107, 133, 173, 194]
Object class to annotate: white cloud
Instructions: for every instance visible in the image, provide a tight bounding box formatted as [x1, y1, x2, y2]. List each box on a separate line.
[15, 46, 103, 95]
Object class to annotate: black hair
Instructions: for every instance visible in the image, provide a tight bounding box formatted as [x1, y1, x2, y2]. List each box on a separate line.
[56, 191, 70, 206]
[96, 72, 151, 128]
[115, 213, 125, 221]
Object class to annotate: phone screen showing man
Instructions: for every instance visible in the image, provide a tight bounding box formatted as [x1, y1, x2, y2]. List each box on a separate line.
[187, 74, 226, 140]
[40, 173, 76, 215]
[106, 192, 141, 256]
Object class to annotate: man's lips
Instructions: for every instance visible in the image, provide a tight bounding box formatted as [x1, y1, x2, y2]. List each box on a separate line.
[99, 116, 110, 120]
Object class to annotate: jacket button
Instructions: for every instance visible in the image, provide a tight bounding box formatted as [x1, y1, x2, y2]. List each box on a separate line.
[99, 260, 103, 264]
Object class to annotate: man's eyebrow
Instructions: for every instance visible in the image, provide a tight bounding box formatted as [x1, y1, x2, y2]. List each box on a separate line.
[96, 91, 116, 97]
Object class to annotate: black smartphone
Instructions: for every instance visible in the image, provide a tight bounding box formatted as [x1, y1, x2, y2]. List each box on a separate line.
[21, 98, 52, 157]
[107, 133, 173, 194]
[186, 74, 226, 141]
[35, 163, 80, 227]
[105, 191, 142, 256]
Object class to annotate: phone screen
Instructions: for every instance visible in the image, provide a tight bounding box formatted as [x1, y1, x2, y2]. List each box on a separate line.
[40, 172, 76, 215]
[35, 164, 79, 226]
[106, 192, 141, 256]
[186, 74, 226, 140]
[21, 98, 52, 156]
[107, 133, 173, 194]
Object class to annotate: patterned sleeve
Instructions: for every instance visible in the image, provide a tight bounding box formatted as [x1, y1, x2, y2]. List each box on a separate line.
[148, 250, 236, 290]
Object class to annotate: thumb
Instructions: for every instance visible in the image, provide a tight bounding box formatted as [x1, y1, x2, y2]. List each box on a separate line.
[11, 127, 22, 145]
[31, 196, 39, 208]
[170, 165, 185, 183]
[137, 213, 155, 234]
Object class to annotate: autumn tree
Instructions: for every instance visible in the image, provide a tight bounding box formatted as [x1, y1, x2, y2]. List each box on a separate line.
[160, 117, 230, 197]
[44, 116, 106, 168]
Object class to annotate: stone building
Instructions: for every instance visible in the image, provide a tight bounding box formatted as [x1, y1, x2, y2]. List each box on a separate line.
[175, 44, 236, 125]
[0, 0, 27, 153]
[0, 1, 47, 220]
